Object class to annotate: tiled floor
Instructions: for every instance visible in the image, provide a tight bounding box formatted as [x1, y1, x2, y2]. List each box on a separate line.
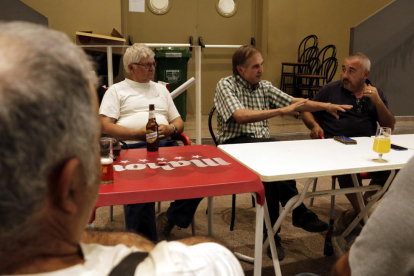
[94, 114, 414, 276]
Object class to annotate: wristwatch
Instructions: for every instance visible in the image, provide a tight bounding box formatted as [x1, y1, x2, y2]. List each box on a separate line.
[170, 124, 177, 135]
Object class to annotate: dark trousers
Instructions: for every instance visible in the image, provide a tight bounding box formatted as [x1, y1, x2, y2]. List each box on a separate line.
[337, 170, 392, 188]
[224, 136, 308, 233]
[123, 140, 203, 242]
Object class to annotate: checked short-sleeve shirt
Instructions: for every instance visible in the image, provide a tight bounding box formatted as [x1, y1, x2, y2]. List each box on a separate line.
[214, 75, 293, 144]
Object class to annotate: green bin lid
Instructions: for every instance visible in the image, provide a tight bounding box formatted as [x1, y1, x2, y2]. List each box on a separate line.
[154, 47, 192, 58]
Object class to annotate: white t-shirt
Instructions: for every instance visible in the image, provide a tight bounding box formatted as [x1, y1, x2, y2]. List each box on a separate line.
[8, 241, 244, 276]
[99, 79, 181, 143]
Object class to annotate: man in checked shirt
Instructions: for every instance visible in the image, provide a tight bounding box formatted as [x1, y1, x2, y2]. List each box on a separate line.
[214, 45, 352, 261]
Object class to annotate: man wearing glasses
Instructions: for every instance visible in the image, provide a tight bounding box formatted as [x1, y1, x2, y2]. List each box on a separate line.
[302, 52, 395, 232]
[100, 44, 202, 243]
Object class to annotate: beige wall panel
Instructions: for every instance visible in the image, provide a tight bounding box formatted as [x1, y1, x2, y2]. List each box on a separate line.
[21, 0, 122, 41]
[121, 0, 197, 43]
[265, 0, 394, 90]
[195, 0, 255, 114]
[122, 0, 255, 115]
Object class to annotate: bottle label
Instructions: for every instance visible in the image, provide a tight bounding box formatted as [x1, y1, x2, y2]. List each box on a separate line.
[146, 131, 158, 143]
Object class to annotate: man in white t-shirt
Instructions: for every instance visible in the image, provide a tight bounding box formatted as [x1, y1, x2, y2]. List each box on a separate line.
[0, 22, 243, 276]
[99, 43, 184, 146]
[100, 44, 202, 243]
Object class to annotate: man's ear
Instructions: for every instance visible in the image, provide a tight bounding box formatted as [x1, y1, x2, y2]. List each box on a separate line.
[364, 69, 370, 79]
[237, 65, 244, 76]
[52, 157, 83, 214]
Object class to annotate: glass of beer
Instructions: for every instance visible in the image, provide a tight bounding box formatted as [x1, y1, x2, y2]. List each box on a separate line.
[372, 127, 391, 163]
[100, 137, 114, 184]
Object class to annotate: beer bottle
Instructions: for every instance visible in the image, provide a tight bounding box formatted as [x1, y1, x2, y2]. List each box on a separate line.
[146, 104, 159, 151]
[323, 219, 334, 256]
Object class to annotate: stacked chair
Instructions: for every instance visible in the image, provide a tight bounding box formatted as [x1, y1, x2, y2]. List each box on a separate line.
[280, 35, 338, 99]
[280, 35, 319, 96]
[296, 44, 337, 99]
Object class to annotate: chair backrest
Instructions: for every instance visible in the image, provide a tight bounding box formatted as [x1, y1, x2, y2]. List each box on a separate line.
[317, 44, 337, 64]
[175, 133, 191, 146]
[298, 46, 319, 74]
[297, 35, 318, 62]
[303, 57, 321, 75]
[316, 57, 338, 84]
[299, 46, 319, 64]
[208, 106, 218, 146]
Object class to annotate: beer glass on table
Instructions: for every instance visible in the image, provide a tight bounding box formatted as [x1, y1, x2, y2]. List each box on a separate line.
[100, 137, 114, 184]
[372, 127, 391, 163]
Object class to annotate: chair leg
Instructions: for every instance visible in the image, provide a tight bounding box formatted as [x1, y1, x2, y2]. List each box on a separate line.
[191, 218, 196, 236]
[110, 206, 113, 221]
[251, 195, 256, 208]
[330, 177, 336, 220]
[230, 194, 236, 231]
[310, 178, 318, 206]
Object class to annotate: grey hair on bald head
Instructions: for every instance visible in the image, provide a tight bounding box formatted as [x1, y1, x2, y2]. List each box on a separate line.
[0, 22, 100, 256]
[347, 52, 371, 72]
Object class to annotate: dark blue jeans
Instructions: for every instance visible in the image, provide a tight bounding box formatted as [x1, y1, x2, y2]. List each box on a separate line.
[123, 140, 203, 242]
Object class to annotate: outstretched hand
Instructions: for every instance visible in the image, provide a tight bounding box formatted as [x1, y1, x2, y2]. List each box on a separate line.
[327, 104, 353, 119]
[282, 99, 309, 116]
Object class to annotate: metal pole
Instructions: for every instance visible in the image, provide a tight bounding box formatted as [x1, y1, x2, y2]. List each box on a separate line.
[194, 46, 202, 145]
[106, 46, 113, 87]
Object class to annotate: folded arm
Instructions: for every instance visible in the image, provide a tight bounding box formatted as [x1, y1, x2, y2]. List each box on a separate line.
[100, 115, 146, 141]
[158, 116, 184, 139]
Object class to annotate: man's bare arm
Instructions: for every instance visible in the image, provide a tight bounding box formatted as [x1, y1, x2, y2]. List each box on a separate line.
[362, 85, 395, 130]
[100, 115, 146, 141]
[292, 98, 353, 119]
[158, 116, 184, 139]
[332, 251, 351, 276]
[82, 230, 155, 252]
[302, 111, 324, 139]
[232, 99, 308, 124]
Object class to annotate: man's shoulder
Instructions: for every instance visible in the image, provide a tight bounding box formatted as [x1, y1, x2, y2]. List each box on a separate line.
[322, 80, 342, 90]
[218, 75, 236, 85]
[150, 81, 166, 89]
[259, 80, 274, 88]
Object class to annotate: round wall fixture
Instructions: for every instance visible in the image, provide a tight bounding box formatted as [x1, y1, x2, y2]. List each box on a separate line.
[216, 0, 237, 18]
[147, 0, 172, 15]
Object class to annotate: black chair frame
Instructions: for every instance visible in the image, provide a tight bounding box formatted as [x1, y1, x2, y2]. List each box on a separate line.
[208, 106, 255, 231]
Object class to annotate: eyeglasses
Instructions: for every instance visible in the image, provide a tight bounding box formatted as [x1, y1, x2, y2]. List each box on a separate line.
[131, 62, 156, 70]
[356, 98, 367, 114]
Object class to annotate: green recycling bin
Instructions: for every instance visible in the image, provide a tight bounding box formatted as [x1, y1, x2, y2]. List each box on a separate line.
[154, 47, 192, 121]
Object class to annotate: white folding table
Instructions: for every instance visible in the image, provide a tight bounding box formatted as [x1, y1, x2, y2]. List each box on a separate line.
[219, 135, 414, 276]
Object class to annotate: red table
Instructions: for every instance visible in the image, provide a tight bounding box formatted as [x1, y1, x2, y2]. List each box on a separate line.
[92, 145, 272, 276]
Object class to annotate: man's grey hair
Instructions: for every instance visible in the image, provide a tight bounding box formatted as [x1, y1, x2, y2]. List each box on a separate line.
[348, 52, 371, 71]
[0, 22, 99, 256]
[123, 43, 155, 73]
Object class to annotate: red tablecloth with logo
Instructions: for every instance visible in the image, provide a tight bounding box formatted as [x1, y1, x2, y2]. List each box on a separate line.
[95, 145, 264, 208]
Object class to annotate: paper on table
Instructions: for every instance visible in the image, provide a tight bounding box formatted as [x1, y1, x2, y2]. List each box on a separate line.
[129, 0, 145, 12]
